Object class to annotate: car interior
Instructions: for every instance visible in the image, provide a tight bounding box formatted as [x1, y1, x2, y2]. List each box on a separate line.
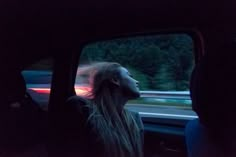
[0, 0, 235, 157]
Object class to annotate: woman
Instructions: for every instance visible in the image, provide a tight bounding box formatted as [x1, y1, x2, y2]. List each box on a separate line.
[75, 62, 144, 157]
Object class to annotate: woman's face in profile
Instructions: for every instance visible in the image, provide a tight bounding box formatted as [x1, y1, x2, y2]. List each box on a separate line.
[118, 67, 140, 99]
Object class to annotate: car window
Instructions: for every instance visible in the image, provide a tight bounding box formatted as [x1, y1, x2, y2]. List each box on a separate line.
[75, 34, 197, 119]
[22, 58, 53, 110]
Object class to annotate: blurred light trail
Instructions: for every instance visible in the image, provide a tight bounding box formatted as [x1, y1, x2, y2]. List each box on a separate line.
[29, 85, 91, 96]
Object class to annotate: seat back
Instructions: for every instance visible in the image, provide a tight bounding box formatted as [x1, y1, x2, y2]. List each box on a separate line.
[185, 119, 225, 157]
[51, 95, 91, 157]
[0, 71, 47, 154]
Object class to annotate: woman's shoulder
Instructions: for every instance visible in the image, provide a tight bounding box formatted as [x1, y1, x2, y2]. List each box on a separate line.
[125, 109, 143, 129]
[127, 109, 139, 118]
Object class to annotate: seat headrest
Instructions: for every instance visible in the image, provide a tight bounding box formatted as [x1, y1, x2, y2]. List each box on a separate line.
[0, 71, 26, 105]
[67, 95, 88, 105]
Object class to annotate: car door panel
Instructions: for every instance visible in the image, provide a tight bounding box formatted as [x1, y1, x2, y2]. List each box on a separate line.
[143, 117, 190, 157]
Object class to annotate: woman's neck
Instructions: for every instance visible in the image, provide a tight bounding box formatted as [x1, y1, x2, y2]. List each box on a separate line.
[112, 89, 128, 114]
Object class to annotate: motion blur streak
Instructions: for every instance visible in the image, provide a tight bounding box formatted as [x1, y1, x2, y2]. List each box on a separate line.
[29, 88, 50, 94]
[29, 86, 91, 96]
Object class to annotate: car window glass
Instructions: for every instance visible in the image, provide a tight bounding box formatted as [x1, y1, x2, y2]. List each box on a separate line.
[22, 58, 53, 110]
[76, 34, 197, 119]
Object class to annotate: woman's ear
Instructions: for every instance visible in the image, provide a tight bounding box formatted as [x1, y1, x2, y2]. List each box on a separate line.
[111, 77, 120, 86]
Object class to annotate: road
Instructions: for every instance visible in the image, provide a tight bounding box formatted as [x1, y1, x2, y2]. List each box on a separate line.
[126, 104, 197, 119]
[23, 71, 197, 120]
[28, 89, 197, 120]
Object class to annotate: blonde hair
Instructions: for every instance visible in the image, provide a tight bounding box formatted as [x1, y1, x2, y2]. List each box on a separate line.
[79, 62, 143, 157]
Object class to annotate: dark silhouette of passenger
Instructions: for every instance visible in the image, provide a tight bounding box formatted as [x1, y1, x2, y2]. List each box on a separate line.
[186, 42, 236, 157]
[0, 70, 47, 156]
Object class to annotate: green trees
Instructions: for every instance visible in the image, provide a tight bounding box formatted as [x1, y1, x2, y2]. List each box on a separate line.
[126, 66, 149, 90]
[80, 34, 194, 91]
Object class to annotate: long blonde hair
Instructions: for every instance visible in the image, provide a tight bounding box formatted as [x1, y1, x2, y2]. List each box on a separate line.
[78, 62, 143, 157]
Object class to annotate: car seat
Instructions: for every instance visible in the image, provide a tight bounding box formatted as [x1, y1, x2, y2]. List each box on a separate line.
[0, 71, 47, 156]
[50, 95, 93, 157]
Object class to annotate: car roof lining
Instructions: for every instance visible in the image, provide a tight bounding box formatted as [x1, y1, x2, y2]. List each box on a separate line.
[0, 0, 235, 69]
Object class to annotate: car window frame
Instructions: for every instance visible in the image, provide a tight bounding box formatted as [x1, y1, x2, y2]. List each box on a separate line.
[73, 29, 204, 125]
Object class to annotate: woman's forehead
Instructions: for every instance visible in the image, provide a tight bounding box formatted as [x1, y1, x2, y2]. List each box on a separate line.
[119, 67, 129, 74]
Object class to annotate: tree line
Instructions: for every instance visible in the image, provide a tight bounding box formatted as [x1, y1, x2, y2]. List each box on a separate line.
[80, 34, 194, 91]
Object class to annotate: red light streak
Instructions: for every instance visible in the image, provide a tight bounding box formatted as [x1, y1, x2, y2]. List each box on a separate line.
[29, 86, 91, 96]
[29, 88, 50, 94]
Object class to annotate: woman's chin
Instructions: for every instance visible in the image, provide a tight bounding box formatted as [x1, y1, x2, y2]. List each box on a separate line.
[128, 91, 140, 100]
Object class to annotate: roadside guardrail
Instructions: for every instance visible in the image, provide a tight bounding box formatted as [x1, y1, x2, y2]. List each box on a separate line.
[27, 84, 191, 100]
[140, 91, 190, 100]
